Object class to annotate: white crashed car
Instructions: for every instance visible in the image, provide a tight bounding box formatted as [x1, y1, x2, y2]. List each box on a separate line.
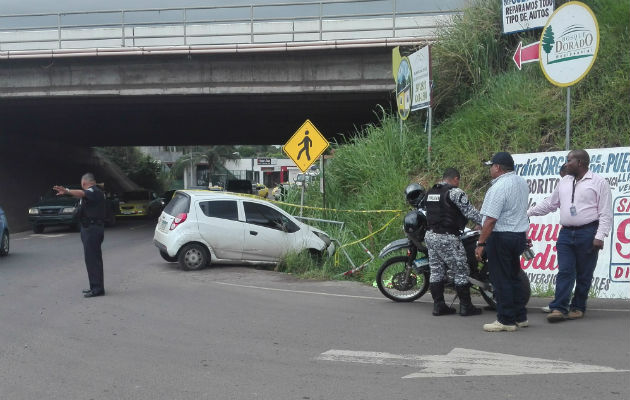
[153, 190, 334, 270]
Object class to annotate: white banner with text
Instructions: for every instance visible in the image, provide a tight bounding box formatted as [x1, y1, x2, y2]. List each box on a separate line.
[512, 147, 630, 299]
[502, 0, 554, 34]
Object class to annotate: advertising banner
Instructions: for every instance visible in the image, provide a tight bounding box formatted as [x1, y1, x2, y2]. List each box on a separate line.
[512, 147, 630, 299]
[408, 45, 431, 112]
[394, 45, 431, 119]
[502, 0, 555, 34]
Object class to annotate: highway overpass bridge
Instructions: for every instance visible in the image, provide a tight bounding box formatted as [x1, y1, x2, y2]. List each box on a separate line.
[1, 46, 398, 146]
[0, 0, 459, 230]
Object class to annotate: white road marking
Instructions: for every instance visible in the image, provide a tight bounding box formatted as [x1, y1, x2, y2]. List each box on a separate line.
[213, 281, 383, 300]
[213, 281, 629, 312]
[317, 348, 629, 378]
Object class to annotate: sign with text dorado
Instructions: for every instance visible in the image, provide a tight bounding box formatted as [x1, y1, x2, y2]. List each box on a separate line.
[512, 147, 630, 299]
[502, 0, 555, 34]
[539, 1, 599, 86]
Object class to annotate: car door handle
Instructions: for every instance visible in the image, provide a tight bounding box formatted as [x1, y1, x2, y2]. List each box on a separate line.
[249, 231, 258, 236]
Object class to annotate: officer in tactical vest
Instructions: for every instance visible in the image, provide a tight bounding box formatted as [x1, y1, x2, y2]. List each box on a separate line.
[425, 168, 482, 316]
[54, 173, 106, 298]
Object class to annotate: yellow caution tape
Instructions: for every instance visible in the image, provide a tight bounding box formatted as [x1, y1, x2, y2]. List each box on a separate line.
[217, 191, 403, 264]
[334, 212, 402, 266]
[223, 191, 403, 213]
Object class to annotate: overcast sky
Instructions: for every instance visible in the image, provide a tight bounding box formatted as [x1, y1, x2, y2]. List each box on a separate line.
[1, 0, 468, 15]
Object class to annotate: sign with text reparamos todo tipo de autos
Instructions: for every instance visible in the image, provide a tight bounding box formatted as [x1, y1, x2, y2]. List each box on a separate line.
[502, 0, 555, 34]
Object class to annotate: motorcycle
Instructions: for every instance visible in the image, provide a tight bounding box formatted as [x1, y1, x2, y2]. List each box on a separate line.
[375, 206, 531, 309]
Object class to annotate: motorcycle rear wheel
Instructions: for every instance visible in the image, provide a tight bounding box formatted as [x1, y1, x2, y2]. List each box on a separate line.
[376, 256, 429, 302]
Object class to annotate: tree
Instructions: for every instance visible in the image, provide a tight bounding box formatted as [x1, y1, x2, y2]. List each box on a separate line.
[96, 147, 164, 192]
[542, 25, 555, 64]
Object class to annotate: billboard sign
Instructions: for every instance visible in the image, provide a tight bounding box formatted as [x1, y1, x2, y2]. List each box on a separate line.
[539, 1, 600, 87]
[512, 147, 630, 298]
[394, 45, 431, 120]
[503, 0, 555, 34]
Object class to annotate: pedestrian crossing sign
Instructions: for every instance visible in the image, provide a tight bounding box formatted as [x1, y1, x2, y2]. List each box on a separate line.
[283, 119, 329, 173]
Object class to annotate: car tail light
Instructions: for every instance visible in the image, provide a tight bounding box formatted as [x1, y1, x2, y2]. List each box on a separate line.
[170, 213, 188, 230]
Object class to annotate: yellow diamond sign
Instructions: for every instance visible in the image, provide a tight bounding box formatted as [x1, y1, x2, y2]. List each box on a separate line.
[283, 119, 329, 173]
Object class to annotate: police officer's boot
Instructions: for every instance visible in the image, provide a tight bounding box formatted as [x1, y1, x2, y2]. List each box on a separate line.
[456, 285, 482, 316]
[430, 282, 456, 316]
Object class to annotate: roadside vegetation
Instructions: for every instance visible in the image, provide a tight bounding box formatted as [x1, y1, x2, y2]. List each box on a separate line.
[276, 0, 629, 284]
[96, 147, 166, 193]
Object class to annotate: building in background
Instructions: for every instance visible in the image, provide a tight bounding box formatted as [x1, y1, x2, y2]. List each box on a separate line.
[139, 146, 309, 189]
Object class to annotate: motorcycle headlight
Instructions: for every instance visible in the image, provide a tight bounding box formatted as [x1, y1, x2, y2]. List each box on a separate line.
[29, 208, 40, 215]
[61, 207, 77, 214]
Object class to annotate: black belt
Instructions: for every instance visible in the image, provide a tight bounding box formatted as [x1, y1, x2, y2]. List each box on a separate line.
[562, 220, 598, 230]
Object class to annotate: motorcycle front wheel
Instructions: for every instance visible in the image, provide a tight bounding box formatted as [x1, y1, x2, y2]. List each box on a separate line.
[376, 256, 429, 302]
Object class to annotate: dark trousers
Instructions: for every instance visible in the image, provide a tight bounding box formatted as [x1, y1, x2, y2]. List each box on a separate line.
[486, 231, 528, 325]
[81, 224, 105, 292]
[550, 224, 599, 313]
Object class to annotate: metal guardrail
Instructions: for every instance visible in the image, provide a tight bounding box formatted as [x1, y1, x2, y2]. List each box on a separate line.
[0, 0, 459, 54]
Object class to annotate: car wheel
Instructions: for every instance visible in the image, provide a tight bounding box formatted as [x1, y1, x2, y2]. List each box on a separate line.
[33, 225, 44, 234]
[0, 230, 9, 256]
[159, 250, 178, 263]
[178, 244, 209, 271]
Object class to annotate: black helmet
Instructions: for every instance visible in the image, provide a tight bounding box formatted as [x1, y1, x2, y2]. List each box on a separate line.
[404, 210, 428, 242]
[405, 183, 426, 208]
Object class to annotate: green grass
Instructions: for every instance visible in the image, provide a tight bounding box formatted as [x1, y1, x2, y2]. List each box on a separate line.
[276, 0, 629, 287]
[530, 283, 556, 298]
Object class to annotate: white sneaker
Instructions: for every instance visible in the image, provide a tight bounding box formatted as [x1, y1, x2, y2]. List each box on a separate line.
[541, 306, 551, 313]
[483, 320, 517, 332]
[516, 320, 529, 328]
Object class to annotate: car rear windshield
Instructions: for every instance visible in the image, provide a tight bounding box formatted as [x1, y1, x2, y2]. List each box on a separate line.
[163, 192, 190, 216]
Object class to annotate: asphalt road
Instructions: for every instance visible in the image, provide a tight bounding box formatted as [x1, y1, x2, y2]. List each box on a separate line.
[0, 219, 628, 400]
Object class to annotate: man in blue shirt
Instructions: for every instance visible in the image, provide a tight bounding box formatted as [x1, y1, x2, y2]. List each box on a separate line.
[475, 152, 530, 332]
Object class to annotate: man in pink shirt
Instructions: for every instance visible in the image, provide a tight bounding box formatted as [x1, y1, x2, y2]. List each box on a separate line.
[527, 149, 612, 322]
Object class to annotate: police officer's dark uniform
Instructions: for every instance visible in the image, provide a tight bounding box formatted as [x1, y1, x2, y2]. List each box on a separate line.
[425, 181, 482, 316]
[79, 184, 106, 297]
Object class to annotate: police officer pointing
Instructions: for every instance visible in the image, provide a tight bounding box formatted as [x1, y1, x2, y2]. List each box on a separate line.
[54, 173, 106, 298]
[424, 168, 483, 316]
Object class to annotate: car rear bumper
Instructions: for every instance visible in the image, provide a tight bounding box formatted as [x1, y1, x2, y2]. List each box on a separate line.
[117, 210, 148, 217]
[153, 239, 168, 253]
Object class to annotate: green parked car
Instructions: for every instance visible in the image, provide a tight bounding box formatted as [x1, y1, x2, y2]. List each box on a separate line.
[28, 187, 115, 233]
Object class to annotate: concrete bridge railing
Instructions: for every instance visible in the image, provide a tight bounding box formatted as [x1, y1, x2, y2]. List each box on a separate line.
[0, 0, 459, 58]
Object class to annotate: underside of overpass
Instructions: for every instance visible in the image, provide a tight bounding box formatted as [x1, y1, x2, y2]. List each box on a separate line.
[0, 91, 393, 147]
[0, 47, 397, 146]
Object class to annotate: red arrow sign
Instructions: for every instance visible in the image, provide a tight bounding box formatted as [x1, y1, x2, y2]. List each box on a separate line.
[513, 41, 540, 70]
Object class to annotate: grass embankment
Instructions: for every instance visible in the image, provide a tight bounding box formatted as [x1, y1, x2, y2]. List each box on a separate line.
[276, 0, 629, 285]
